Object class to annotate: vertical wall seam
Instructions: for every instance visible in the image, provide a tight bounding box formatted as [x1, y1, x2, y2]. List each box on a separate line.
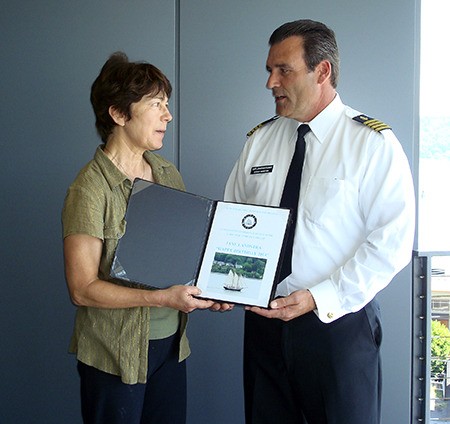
[174, 0, 181, 169]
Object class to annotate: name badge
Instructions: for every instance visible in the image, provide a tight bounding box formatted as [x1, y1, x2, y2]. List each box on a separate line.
[250, 165, 273, 175]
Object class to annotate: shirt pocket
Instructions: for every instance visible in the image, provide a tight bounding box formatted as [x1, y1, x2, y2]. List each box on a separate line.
[302, 177, 347, 228]
[102, 219, 127, 281]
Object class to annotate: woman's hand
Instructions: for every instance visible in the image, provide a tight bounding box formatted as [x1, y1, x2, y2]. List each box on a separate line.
[157, 287, 235, 313]
[209, 302, 235, 312]
[158, 285, 214, 313]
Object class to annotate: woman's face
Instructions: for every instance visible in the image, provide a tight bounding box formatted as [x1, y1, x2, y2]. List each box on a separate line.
[122, 92, 172, 151]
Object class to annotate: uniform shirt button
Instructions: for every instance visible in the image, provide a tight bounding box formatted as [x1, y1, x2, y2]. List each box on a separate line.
[327, 312, 334, 319]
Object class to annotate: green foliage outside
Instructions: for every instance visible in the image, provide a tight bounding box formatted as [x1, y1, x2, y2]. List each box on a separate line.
[431, 320, 450, 377]
[212, 253, 266, 279]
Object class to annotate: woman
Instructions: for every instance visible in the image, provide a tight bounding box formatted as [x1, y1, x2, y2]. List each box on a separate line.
[62, 52, 218, 424]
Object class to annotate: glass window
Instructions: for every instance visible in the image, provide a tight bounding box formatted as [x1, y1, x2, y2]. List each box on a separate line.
[420, 1, 450, 422]
[431, 256, 450, 422]
[418, 0, 450, 252]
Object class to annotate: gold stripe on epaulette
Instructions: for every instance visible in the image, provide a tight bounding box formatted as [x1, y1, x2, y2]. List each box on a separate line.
[353, 114, 391, 132]
[246, 116, 279, 137]
[364, 119, 391, 132]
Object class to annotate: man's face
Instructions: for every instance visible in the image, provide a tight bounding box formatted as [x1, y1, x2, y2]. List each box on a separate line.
[265, 36, 320, 122]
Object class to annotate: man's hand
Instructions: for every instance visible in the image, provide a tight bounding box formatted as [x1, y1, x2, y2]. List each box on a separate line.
[245, 289, 316, 321]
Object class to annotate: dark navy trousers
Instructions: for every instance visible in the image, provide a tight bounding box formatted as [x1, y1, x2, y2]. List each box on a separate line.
[77, 333, 186, 424]
[243, 301, 382, 424]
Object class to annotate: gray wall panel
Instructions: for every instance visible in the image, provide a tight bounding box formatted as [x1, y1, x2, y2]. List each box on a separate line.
[1, 2, 176, 423]
[179, 1, 418, 423]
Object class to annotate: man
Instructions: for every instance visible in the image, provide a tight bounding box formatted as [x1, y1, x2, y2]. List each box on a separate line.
[224, 20, 415, 424]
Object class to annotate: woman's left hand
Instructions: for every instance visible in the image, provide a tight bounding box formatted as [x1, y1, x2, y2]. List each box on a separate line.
[209, 302, 234, 312]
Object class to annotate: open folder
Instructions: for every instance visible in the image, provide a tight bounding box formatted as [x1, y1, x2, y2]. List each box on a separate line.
[110, 179, 291, 308]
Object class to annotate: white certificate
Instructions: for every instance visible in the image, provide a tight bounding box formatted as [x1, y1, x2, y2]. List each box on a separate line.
[195, 202, 290, 307]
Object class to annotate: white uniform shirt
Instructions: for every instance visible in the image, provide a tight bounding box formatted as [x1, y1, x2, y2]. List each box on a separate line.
[224, 94, 415, 323]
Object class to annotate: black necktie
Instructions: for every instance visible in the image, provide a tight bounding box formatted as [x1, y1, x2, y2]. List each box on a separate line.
[278, 124, 310, 282]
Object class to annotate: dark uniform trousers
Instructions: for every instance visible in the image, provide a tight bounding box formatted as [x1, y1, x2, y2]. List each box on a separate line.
[243, 300, 382, 424]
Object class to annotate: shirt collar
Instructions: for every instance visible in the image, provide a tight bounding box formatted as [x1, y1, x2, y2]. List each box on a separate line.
[94, 146, 173, 190]
[143, 150, 172, 177]
[94, 146, 128, 190]
[307, 93, 345, 144]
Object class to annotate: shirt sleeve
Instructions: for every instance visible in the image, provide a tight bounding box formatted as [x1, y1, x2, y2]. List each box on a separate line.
[309, 130, 415, 323]
[62, 185, 105, 240]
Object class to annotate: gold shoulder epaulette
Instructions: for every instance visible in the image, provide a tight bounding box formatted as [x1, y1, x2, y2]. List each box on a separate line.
[352, 114, 391, 132]
[246, 116, 279, 138]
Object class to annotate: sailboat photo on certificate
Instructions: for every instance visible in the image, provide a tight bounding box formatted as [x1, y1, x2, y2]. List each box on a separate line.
[207, 252, 267, 295]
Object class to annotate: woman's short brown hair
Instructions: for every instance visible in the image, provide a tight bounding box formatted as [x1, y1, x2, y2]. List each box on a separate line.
[90, 52, 172, 143]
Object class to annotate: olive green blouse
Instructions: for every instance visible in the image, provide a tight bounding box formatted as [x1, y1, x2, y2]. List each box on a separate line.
[62, 147, 190, 384]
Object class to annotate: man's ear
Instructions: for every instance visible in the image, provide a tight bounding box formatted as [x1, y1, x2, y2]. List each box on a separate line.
[316, 60, 332, 85]
[108, 106, 126, 126]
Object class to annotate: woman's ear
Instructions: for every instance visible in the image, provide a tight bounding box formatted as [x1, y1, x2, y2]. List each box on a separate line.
[108, 106, 126, 126]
